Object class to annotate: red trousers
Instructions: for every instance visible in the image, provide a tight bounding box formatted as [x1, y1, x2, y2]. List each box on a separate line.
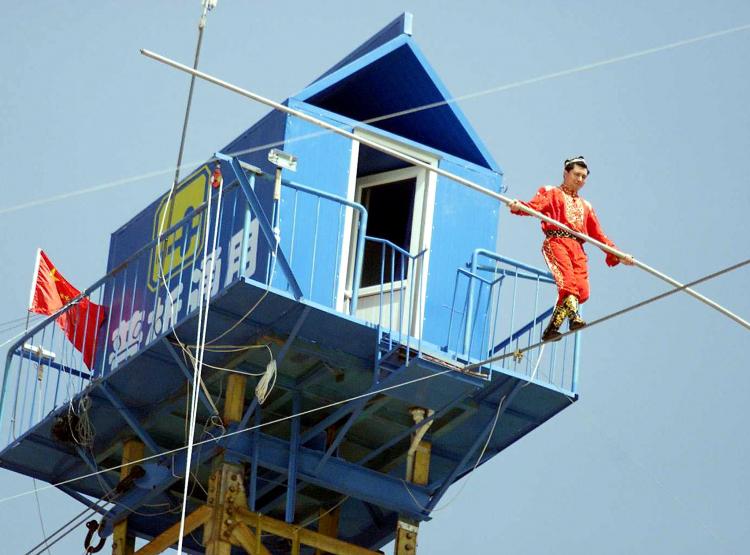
[542, 237, 589, 305]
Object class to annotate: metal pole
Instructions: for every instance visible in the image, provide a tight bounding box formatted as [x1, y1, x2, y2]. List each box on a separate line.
[140, 49, 750, 332]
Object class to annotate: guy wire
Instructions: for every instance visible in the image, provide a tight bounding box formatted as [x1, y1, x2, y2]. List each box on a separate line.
[2, 21, 749, 217]
[1, 253, 746, 509]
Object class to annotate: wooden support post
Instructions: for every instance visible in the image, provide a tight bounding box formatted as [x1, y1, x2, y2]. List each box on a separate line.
[235, 508, 381, 555]
[133, 506, 211, 555]
[314, 505, 342, 555]
[205, 373, 248, 555]
[112, 439, 145, 555]
[224, 373, 247, 423]
[394, 408, 433, 555]
[230, 523, 272, 555]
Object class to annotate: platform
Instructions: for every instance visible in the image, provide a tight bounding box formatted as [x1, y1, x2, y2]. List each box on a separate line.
[0, 271, 577, 552]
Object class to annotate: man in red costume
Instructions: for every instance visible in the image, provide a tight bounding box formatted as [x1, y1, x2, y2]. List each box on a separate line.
[509, 156, 633, 342]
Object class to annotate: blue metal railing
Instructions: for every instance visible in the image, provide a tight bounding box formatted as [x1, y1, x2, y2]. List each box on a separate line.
[0, 159, 368, 447]
[445, 249, 580, 393]
[358, 237, 427, 366]
[277, 178, 367, 312]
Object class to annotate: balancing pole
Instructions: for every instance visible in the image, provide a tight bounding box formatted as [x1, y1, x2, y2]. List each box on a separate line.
[140, 49, 750, 332]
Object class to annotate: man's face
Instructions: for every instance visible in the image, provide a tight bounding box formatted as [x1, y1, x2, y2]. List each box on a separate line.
[563, 164, 588, 192]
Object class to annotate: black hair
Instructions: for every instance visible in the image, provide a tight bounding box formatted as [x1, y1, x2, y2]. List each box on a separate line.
[564, 157, 589, 176]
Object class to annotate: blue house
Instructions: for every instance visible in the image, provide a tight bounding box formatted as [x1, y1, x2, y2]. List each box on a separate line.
[1, 13, 580, 554]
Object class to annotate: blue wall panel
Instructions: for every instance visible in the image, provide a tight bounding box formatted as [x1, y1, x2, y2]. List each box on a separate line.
[99, 112, 289, 374]
[422, 160, 501, 349]
[278, 104, 355, 307]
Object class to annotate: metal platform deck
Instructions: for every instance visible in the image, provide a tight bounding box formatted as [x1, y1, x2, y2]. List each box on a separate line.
[0, 276, 576, 552]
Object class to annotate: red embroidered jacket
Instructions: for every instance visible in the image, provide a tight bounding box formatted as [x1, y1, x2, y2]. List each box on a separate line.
[512, 186, 621, 267]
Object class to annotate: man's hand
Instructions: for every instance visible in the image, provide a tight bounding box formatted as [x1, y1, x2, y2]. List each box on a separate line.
[620, 254, 635, 266]
[508, 199, 522, 212]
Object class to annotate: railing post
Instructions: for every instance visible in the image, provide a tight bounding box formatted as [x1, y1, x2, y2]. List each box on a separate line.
[240, 174, 256, 280]
[462, 250, 480, 356]
[572, 323, 582, 393]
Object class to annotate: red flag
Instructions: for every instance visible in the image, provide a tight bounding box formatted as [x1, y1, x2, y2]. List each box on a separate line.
[29, 250, 106, 369]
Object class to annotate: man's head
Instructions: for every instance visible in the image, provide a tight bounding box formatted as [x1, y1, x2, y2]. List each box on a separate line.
[562, 155, 589, 193]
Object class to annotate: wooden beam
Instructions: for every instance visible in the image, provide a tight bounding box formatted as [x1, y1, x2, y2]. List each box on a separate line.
[205, 373, 248, 554]
[223, 373, 247, 424]
[411, 441, 431, 487]
[236, 508, 381, 555]
[314, 505, 341, 555]
[395, 409, 433, 555]
[133, 505, 211, 555]
[112, 439, 145, 555]
[230, 523, 272, 555]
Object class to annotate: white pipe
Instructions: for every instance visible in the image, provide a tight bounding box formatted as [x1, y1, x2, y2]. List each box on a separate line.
[140, 49, 750, 332]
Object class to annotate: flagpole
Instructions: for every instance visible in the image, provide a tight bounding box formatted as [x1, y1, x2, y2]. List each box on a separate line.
[27, 249, 42, 313]
[25, 249, 43, 333]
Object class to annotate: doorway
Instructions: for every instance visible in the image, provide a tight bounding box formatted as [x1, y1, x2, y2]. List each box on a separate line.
[339, 132, 437, 339]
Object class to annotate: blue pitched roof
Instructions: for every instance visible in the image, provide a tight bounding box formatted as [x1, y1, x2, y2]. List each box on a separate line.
[294, 13, 500, 172]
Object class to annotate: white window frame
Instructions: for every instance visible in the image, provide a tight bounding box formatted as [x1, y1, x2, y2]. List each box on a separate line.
[337, 129, 438, 339]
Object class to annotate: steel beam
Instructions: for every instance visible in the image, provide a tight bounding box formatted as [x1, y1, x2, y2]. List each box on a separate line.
[356, 393, 467, 466]
[161, 338, 218, 417]
[217, 152, 303, 299]
[313, 402, 366, 474]
[300, 364, 411, 446]
[99, 444, 220, 536]
[57, 485, 108, 515]
[99, 383, 160, 455]
[285, 392, 301, 523]
[222, 431, 431, 519]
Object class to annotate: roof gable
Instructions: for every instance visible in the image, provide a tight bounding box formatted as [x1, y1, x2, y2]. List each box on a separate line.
[294, 13, 499, 172]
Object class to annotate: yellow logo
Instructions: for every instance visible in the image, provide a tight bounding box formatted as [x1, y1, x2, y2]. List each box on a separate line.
[148, 166, 210, 292]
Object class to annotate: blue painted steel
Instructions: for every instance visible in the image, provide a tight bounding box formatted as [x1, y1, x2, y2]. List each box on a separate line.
[426, 382, 521, 511]
[423, 158, 501, 350]
[249, 409, 261, 512]
[218, 152, 303, 299]
[277, 306, 311, 367]
[364, 236, 427, 360]
[313, 12, 413, 82]
[161, 338, 218, 417]
[99, 383, 160, 454]
[239, 173, 256, 276]
[76, 446, 117, 491]
[238, 397, 259, 431]
[58, 485, 108, 514]
[572, 326, 582, 393]
[0, 153, 369, 441]
[490, 307, 555, 354]
[11, 349, 91, 381]
[282, 179, 368, 313]
[299, 362, 410, 445]
[280, 113, 353, 307]
[473, 265, 556, 284]
[285, 392, 301, 523]
[356, 392, 468, 466]
[295, 34, 500, 171]
[99, 445, 220, 536]
[313, 402, 364, 474]
[0, 15, 593, 552]
[222, 430, 431, 519]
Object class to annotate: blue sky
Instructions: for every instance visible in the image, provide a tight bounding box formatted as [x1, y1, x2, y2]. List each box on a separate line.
[1, 1, 749, 553]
